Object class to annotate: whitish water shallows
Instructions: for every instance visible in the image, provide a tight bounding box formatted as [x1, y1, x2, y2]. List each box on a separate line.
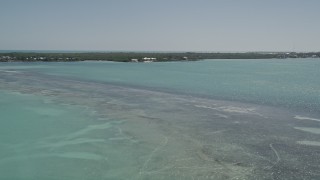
[0, 59, 320, 179]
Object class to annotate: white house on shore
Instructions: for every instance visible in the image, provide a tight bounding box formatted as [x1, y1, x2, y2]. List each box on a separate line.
[142, 57, 156, 62]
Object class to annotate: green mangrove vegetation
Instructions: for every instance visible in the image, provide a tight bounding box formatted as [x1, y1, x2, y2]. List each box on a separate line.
[1, 51, 319, 62]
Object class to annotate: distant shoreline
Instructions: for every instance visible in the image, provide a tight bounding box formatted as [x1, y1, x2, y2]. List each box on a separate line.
[1, 52, 319, 62]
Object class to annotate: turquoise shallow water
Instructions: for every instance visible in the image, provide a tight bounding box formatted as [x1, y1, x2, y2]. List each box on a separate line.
[7, 58, 319, 112]
[0, 59, 320, 179]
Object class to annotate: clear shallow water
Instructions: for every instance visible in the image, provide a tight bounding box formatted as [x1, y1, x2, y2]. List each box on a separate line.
[0, 59, 320, 179]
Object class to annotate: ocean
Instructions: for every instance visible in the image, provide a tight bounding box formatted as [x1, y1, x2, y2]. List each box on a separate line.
[0, 59, 319, 179]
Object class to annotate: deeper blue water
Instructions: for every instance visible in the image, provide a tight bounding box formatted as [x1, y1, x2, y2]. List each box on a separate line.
[0, 59, 319, 179]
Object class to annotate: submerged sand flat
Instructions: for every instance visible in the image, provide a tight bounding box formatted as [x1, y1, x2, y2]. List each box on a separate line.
[297, 141, 320, 146]
[294, 127, 320, 134]
[0, 62, 320, 180]
[294, 115, 320, 122]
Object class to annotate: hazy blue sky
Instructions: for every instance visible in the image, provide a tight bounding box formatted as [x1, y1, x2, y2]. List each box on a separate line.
[1, 0, 319, 52]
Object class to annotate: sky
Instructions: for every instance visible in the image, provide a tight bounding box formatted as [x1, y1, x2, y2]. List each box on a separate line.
[1, 0, 320, 52]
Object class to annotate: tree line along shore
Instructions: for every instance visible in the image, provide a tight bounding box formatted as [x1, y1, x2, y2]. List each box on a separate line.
[0, 52, 319, 62]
